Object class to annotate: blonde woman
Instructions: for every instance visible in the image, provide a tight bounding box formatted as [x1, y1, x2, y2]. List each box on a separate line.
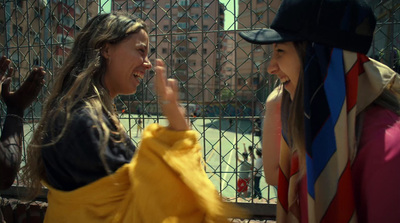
[23, 12, 240, 222]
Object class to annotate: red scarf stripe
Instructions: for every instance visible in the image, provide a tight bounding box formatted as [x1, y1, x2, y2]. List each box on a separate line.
[278, 166, 289, 211]
[346, 53, 369, 112]
[290, 153, 299, 176]
[345, 63, 360, 112]
[320, 162, 355, 223]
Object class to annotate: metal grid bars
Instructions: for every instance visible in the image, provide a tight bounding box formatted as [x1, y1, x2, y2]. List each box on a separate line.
[0, 0, 399, 221]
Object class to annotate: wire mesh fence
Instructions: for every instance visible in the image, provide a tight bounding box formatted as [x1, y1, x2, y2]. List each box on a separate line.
[0, 0, 399, 221]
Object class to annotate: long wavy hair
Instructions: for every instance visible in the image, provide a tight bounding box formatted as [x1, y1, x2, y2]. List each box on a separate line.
[281, 41, 308, 169]
[22, 12, 147, 200]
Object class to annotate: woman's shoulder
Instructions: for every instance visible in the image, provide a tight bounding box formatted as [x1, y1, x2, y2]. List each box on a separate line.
[360, 104, 400, 147]
[363, 104, 399, 127]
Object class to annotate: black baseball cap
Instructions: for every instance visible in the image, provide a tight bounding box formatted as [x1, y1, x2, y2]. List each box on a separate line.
[239, 0, 376, 54]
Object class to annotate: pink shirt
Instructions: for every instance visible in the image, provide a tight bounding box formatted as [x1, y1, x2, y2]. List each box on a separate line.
[352, 105, 400, 223]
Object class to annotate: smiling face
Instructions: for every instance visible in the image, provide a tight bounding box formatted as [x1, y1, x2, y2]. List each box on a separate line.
[267, 42, 302, 100]
[102, 29, 152, 99]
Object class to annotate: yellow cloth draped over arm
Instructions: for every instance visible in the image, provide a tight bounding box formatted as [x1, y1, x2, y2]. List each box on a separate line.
[43, 124, 245, 223]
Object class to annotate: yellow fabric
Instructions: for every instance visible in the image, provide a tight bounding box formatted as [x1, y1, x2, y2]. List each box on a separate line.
[43, 124, 244, 223]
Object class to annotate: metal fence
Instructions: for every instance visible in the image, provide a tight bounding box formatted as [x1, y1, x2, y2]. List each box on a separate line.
[0, 0, 399, 221]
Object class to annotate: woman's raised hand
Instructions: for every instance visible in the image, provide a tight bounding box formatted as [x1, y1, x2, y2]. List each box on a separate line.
[0, 56, 46, 113]
[155, 59, 189, 131]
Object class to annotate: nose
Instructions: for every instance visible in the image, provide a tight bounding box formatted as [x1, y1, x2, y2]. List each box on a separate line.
[143, 56, 152, 70]
[267, 55, 278, 75]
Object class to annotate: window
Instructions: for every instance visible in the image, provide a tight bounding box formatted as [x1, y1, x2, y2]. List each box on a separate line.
[162, 48, 167, 54]
[57, 56, 64, 66]
[203, 25, 208, 30]
[16, 0, 23, 8]
[190, 25, 198, 31]
[10, 53, 19, 63]
[33, 57, 40, 66]
[178, 23, 187, 29]
[165, 3, 170, 8]
[177, 58, 186, 64]
[34, 7, 41, 17]
[57, 34, 63, 44]
[134, 1, 144, 7]
[34, 34, 40, 43]
[204, 14, 210, 19]
[163, 25, 169, 31]
[59, 14, 75, 27]
[178, 12, 188, 17]
[253, 77, 259, 85]
[192, 14, 199, 19]
[66, 0, 75, 6]
[57, 34, 74, 49]
[151, 48, 156, 54]
[179, 0, 189, 6]
[0, 20, 4, 33]
[203, 48, 207, 54]
[65, 36, 74, 48]
[13, 25, 22, 35]
[178, 46, 186, 52]
[256, 12, 263, 20]
[189, 37, 198, 42]
[150, 36, 156, 42]
[75, 6, 82, 14]
[177, 35, 186, 40]
[193, 2, 200, 7]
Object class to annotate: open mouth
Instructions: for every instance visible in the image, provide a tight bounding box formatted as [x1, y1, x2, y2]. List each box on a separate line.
[133, 72, 144, 81]
[282, 80, 290, 86]
[281, 77, 290, 86]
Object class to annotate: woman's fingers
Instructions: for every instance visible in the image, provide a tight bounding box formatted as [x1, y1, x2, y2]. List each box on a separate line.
[0, 57, 12, 82]
[155, 59, 167, 99]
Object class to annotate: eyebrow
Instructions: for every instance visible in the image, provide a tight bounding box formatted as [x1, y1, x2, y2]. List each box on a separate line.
[136, 42, 147, 47]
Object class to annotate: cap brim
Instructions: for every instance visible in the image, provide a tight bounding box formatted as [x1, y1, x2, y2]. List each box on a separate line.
[239, 29, 302, 45]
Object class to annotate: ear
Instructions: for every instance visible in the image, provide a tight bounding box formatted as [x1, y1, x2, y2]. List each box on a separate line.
[101, 43, 112, 59]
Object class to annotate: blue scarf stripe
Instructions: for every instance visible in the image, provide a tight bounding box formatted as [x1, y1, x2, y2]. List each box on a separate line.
[304, 46, 332, 155]
[324, 48, 346, 122]
[306, 153, 315, 198]
[305, 46, 347, 199]
[308, 119, 337, 198]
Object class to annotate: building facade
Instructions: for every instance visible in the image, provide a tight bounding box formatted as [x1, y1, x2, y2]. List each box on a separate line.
[113, 0, 226, 104]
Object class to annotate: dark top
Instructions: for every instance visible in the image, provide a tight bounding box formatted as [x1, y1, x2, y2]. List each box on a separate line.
[41, 106, 136, 191]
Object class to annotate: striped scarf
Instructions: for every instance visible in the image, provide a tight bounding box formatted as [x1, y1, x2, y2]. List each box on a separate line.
[277, 43, 400, 223]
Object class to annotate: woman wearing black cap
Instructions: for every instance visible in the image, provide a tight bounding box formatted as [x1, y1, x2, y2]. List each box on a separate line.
[240, 0, 400, 222]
